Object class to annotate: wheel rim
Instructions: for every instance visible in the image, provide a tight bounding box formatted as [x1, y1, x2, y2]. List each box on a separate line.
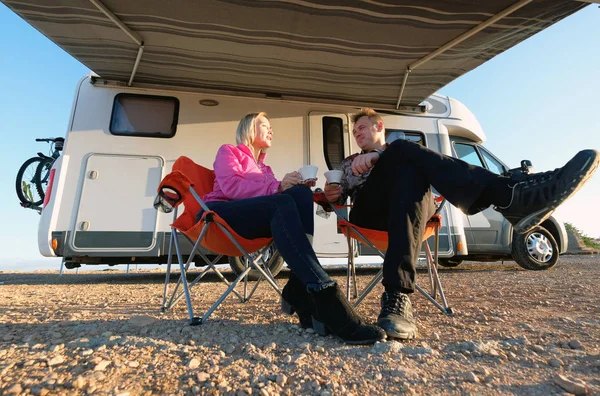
[246, 246, 274, 267]
[20, 160, 44, 205]
[526, 232, 553, 263]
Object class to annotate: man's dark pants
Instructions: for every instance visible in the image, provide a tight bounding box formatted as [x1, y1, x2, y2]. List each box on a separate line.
[349, 139, 501, 294]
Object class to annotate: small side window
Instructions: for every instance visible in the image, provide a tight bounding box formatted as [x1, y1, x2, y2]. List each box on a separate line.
[386, 129, 425, 146]
[454, 143, 484, 167]
[109, 93, 179, 138]
[480, 148, 506, 175]
[322, 117, 344, 170]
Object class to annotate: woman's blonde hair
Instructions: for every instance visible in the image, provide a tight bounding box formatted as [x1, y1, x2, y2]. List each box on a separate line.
[236, 112, 269, 150]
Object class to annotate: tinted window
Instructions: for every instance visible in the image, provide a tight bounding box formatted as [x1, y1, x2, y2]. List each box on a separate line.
[323, 117, 344, 170]
[480, 149, 505, 175]
[386, 129, 425, 146]
[110, 93, 179, 138]
[454, 143, 484, 167]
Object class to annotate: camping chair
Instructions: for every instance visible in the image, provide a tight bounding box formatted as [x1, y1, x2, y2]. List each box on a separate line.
[314, 191, 452, 315]
[154, 156, 282, 325]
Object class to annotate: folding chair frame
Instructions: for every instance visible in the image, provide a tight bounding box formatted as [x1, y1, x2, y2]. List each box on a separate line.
[160, 187, 282, 326]
[327, 200, 453, 316]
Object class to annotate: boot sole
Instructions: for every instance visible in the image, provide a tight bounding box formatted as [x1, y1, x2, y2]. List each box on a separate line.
[312, 317, 386, 344]
[383, 328, 418, 340]
[514, 151, 599, 234]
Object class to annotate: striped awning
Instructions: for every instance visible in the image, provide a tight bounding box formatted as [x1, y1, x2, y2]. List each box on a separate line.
[2, 0, 587, 109]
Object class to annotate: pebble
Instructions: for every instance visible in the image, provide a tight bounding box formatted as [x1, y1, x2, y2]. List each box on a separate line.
[47, 355, 65, 366]
[548, 358, 563, 368]
[276, 374, 287, 386]
[5, 384, 22, 395]
[188, 358, 201, 369]
[197, 373, 210, 382]
[553, 373, 589, 395]
[568, 340, 583, 350]
[94, 360, 111, 371]
[464, 372, 480, 383]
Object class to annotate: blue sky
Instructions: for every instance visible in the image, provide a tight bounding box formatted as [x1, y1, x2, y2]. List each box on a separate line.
[1, 4, 599, 271]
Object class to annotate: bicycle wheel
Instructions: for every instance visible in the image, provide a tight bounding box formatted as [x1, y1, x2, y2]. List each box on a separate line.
[15, 157, 45, 206]
[35, 157, 55, 201]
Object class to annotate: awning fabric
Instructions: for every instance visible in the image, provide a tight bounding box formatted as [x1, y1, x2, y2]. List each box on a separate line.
[2, 0, 586, 109]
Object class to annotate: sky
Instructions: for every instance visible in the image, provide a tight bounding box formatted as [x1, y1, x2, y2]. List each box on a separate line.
[0, 3, 599, 271]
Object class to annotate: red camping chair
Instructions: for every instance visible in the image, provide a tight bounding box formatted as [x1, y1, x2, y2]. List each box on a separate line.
[154, 156, 282, 325]
[314, 191, 452, 315]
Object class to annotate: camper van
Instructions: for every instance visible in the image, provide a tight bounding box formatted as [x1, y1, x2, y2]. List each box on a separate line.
[38, 74, 568, 274]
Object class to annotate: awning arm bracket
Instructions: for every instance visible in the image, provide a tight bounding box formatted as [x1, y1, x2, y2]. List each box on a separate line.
[89, 0, 144, 86]
[395, 0, 534, 109]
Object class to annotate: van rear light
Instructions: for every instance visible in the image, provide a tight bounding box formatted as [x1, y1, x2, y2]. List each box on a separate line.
[43, 169, 56, 208]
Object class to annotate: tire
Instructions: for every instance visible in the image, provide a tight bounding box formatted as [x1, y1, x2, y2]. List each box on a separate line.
[34, 157, 55, 200]
[438, 258, 463, 268]
[512, 226, 559, 270]
[228, 245, 285, 281]
[15, 157, 46, 206]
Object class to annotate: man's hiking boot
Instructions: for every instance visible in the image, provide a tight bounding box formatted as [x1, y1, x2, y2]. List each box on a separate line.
[377, 291, 417, 340]
[497, 149, 599, 234]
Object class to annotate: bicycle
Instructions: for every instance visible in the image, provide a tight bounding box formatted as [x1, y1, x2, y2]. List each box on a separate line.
[15, 137, 64, 209]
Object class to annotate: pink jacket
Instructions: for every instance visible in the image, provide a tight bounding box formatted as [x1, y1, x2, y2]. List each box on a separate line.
[202, 144, 281, 202]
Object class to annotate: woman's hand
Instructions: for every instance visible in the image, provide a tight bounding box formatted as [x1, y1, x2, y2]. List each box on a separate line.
[280, 171, 302, 191]
[351, 152, 380, 175]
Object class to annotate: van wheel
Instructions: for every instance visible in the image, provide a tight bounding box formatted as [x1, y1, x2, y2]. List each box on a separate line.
[228, 246, 285, 281]
[438, 258, 463, 268]
[512, 226, 559, 271]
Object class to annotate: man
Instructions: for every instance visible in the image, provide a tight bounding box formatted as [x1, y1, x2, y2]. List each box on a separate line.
[324, 108, 599, 340]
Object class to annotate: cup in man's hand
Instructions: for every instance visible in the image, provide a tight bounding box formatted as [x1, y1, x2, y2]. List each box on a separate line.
[324, 170, 343, 185]
[298, 165, 318, 182]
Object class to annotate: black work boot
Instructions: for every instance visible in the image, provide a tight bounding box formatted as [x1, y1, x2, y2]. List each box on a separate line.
[281, 272, 314, 329]
[377, 291, 417, 340]
[496, 149, 599, 234]
[309, 282, 386, 345]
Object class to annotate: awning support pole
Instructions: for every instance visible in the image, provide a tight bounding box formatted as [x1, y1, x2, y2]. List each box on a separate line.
[395, 0, 534, 109]
[89, 0, 144, 86]
[128, 45, 145, 86]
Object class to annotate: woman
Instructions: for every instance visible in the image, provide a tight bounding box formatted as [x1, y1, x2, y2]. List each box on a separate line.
[201, 112, 385, 345]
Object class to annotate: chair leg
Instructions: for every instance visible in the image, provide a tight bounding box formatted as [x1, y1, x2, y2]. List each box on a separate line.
[346, 234, 353, 300]
[161, 230, 175, 312]
[417, 228, 452, 315]
[354, 269, 383, 307]
[172, 230, 201, 326]
[201, 265, 253, 323]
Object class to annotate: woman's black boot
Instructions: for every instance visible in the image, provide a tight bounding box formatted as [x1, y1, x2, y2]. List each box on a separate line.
[281, 272, 315, 329]
[309, 282, 386, 345]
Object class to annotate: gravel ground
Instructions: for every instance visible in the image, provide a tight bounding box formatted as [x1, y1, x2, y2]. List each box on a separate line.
[1, 255, 599, 396]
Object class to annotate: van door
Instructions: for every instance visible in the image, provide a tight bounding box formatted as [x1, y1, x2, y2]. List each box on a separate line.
[71, 154, 163, 253]
[308, 112, 352, 256]
[451, 140, 507, 251]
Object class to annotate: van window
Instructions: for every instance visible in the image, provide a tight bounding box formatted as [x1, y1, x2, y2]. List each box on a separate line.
[322, 116, 344, 170]
[480, 148, 506, 175]
[386, 129, 425, 146]
[454, 143, 484, 167]
[110, 93, 179, 138]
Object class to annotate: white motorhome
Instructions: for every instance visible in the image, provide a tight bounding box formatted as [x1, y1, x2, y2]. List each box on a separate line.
[37, 75, 567, 274]
[3, 0, 583, 273]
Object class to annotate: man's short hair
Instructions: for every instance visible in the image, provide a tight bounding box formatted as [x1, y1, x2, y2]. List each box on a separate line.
[351, 108, 383, 124]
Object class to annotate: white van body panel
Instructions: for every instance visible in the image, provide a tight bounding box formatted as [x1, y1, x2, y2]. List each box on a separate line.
[39, 76, 494, 264]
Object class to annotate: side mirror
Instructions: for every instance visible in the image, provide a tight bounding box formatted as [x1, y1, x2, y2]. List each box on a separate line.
[521, 159, 535, 174]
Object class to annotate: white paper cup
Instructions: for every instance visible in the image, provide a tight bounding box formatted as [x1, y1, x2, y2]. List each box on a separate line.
[298, 165, 318, 181]
[324, 170, 343, 185]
